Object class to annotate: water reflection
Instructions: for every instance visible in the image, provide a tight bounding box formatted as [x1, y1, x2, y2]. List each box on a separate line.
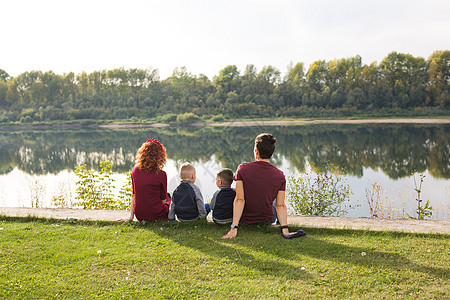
[0, 124, 448, 179]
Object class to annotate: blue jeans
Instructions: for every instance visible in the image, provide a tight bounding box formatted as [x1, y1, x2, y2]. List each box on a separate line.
[204, 203, 211, 215]
[270, 199, 278, 224]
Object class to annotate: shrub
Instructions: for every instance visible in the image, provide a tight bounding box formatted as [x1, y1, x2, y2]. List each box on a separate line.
[287, 163, 353, 216]
[117, 171, 133, 210]
[211, 114, 226, 122]
[176, 112, 201, 124]
[20, 116, 32, 123]
[74, 160, 131, 210]
[159, 113, 178, 123]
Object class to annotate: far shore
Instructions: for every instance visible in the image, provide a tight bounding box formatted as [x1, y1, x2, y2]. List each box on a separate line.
[201, 118, 450, 127]
[1, 117, 449, 130]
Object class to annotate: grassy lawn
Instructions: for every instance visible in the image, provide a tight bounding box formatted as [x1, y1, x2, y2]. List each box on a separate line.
[0, 217, 448, 299]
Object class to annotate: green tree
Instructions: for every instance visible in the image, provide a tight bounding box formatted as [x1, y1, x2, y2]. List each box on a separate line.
[380, 52, 428, 108]
[213, 65, 241, 94]
[285, 62, 305, 85]
[0, 69, 10, 82]
[427, 50, 450, 107]
[306, 60, 328, 92]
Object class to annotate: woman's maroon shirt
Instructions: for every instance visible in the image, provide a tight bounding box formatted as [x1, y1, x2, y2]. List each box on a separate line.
[131, 165, 169, 221]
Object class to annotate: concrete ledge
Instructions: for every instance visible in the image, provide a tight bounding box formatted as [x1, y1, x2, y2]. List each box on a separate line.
[0, 207, 128, 222]
[1, 207, 448, 234]
[286, 215, 449, 234]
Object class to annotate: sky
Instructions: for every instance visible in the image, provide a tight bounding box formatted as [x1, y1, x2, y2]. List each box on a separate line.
[2, 0, 450, 80]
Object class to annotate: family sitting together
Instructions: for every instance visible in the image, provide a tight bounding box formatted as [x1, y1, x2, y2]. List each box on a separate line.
[129, 133, 305, 239]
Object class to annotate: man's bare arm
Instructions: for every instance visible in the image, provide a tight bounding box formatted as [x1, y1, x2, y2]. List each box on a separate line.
[222, 180, 245, 239]
[275, 190, 294, 236]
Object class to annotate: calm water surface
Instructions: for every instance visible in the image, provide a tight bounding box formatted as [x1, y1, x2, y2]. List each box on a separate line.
[0, 124, 448, 219]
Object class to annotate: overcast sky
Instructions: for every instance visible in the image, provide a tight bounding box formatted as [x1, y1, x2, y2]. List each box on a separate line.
[2, 0, 449, 79]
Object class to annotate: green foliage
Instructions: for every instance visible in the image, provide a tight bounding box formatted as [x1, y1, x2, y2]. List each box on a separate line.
[0, 51, 449, 124]
[411, 174, 433, 220]
[74, 160, 131, 210]
[210, 114, 226, 122]
[117, 171, 133, 210]
[176, 112, 201, 124]
[287, 164, 353, 216]
[51, 195, 70, 208]
[158, 113, 177, 123]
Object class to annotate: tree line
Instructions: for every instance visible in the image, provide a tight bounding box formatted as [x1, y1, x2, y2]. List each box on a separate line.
[0, 51, 448, 123]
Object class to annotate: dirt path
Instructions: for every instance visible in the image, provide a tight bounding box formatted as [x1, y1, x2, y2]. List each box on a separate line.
[1, 118, 448, 131]
[1, 207, 448, 234]
[209, 118, 450, 127]
[100, 118, 450, 129]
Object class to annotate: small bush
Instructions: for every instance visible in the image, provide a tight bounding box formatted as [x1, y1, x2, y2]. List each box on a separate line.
[211, 114, 226, 122]
[74, 161, 131, 210]
[176, 112, 201, 124]
[20, 116, 32, 123]
[287, 163, 353, 216]
[159, 113, 178, 123]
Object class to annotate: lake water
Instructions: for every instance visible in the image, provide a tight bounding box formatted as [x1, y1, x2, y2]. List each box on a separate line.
[0, 123, 448, 220]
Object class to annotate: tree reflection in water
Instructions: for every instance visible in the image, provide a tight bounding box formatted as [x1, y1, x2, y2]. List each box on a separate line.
[1, 124, 448, 179]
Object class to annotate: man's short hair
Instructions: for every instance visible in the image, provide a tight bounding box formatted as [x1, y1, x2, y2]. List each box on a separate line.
[217, 168, 233, 186]
[180, 162, 196, 180]
[255, 133, 277, 159]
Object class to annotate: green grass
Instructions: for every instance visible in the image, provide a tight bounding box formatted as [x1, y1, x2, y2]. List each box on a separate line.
[0, 216, 448, 299]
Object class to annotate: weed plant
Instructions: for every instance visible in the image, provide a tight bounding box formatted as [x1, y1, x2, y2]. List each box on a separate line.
[0, 216, 447, 299]
[365, 181, 407, 219]
[411, 174, 433, 220]
[366, 174, 435, 220]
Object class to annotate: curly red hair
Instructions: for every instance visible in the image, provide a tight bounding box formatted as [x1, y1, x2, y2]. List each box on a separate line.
[135, 139, 167, 173]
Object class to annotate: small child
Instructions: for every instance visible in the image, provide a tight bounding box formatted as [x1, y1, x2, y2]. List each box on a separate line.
[209, 168, 236, 224]
[168, 163, 208, 221]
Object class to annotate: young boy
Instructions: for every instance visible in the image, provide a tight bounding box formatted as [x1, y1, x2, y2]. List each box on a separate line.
[168, 163, 208, 221]
[209, 168, 236, 224]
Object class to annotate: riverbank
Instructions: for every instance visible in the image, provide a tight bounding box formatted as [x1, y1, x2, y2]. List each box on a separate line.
[203, 118, 450, 127]
[1, 207, 448, 234]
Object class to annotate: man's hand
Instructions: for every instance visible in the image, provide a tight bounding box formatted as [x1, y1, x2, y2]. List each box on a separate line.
[281, 228, 306, 239]
[221, 228, 237, 239]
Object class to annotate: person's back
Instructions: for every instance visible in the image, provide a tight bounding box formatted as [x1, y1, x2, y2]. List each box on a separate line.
[222, 133, 306, 239]
[234, 160, 285, 223]
[212, 187, 235, 220]
[168, 163, 207, 221]
[132, 166, 169, 221]
[210, 168, 236, 224]
[130, 139, 171, 222]
[171, 180, 201, 221]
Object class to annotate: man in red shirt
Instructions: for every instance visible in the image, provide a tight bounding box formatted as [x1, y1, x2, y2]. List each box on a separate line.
[222, 133, 305, 239]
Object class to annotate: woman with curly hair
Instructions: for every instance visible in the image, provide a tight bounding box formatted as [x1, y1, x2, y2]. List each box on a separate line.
[130, 139, 171, 222]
